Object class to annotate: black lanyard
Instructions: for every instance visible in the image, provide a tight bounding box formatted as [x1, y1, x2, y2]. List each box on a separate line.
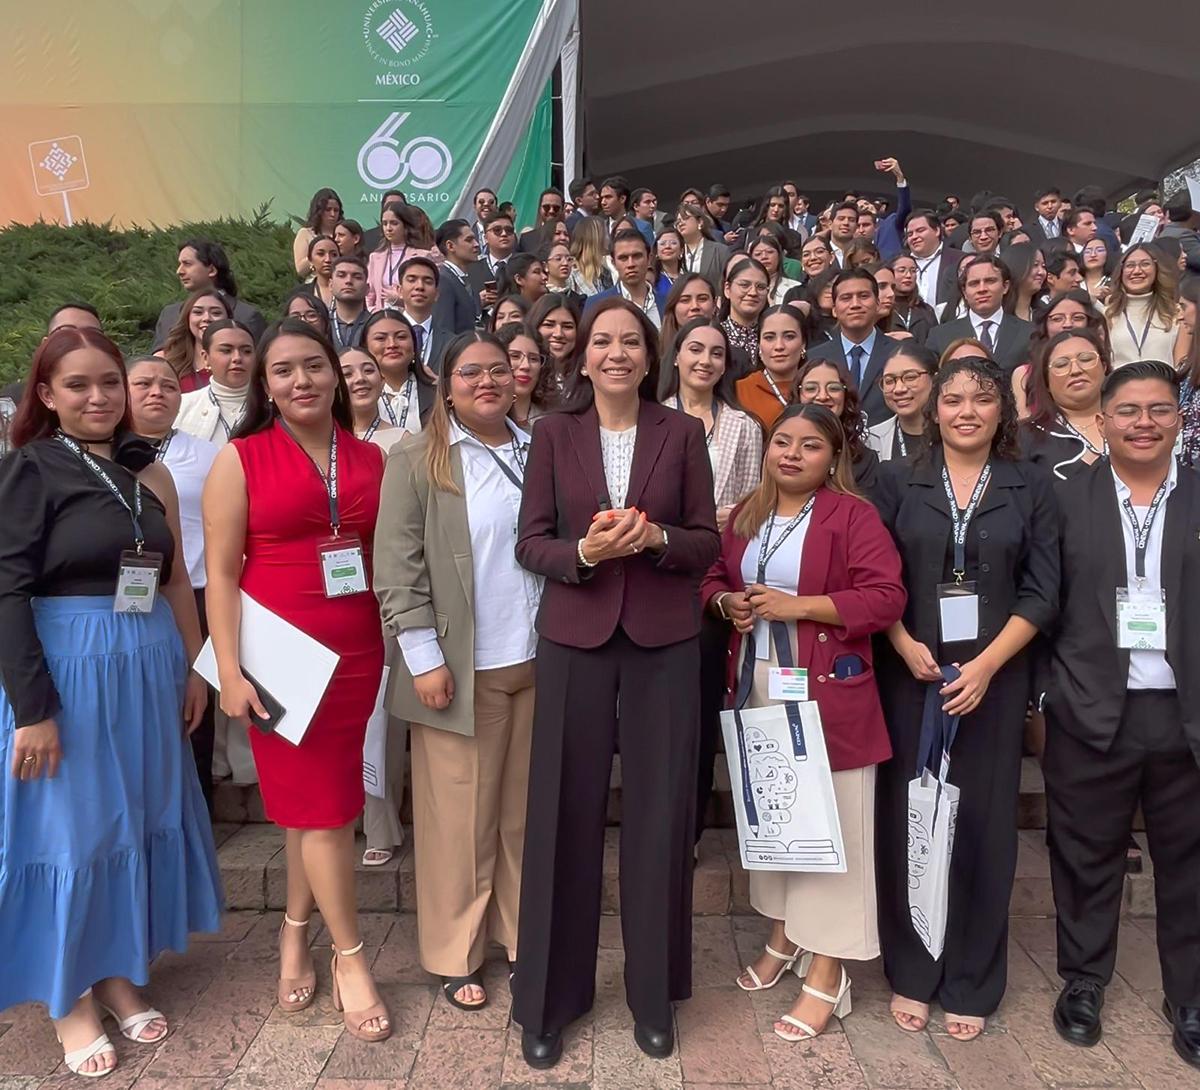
[281, 423, 341, 535]
[893, 425, 907, 460]
[383, 246, 407, 286]
[208, 385, 239, 439]
[154, 428, 176, 462]
[756, 496, 816, 583]
[461, 423, 526, 491]
[1124, 309, 1155, 355]
[362, 416, 382, 442]
[1057, 413, 1105, 457]
[382, 374, 414, 430]
[674, 396, 721, 446]
[331, 310, 359, 350]
[941, 463, 991, 581]
[56, 432, 147, 553]
[1120, 478, 1169, 583]
[763, 371, 789, 407]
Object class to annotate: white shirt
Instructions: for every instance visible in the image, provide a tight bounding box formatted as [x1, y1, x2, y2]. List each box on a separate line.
[1038, 216, 1060, 239]
[599, 425, 638, 507]
[969, 308, 1005, 346]
[617, 280, 661, 328]
[684, 240, 706, 272]
[741, 513, 809, 659]
[914, 245, 944, 307]
[158, 430, 219, 588]
[398, 420, 540, 675]
[1113, 460, 1177, 690]
[378, 374, 423, 436]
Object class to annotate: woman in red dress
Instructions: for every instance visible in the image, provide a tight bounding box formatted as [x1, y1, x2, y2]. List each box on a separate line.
[203, 318, 391, 1042]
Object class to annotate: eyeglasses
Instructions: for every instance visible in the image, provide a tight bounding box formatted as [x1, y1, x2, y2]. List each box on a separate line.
[488, 226, 515, 236]
[453, 364, 515, 386]
[1123, 260, 1155, 272]
[880, 369, 930, 390]
[800, 381, 847, 398]
[732, 279, 766, 293]
[507, 350, 543, 366]
[1105, 403, 1178, 428]
[1048, 351, 1102, 374]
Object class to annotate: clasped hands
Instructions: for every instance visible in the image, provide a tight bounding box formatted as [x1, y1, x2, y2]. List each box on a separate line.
[579, 507, 665, 565]
[719, 584, 805, 634]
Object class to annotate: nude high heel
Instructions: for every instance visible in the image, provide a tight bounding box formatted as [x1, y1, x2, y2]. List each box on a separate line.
[330, 942, 392, 1042]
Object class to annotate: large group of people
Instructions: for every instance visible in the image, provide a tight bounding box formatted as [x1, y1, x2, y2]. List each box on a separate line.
[1, 164, 1199, 1079]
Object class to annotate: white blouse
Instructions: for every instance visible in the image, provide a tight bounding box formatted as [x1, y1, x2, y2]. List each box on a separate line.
[158, 429, 219, 589]
[740, 513, 809, 659]
[599, 425, 638, 508]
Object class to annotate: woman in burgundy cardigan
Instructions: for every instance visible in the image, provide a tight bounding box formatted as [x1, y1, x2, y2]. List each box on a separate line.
[700, 403, 905, 1043]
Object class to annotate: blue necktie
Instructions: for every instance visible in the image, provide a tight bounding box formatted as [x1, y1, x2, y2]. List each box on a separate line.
[848, 344, 866, 387]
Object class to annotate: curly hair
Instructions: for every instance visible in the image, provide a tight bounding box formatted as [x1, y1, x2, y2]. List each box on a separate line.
[921, 355, 1021, 460]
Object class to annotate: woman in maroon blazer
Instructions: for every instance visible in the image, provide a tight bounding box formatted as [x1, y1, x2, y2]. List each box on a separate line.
[700, 403, 905, 1042]
[512, 297, 720, 1069]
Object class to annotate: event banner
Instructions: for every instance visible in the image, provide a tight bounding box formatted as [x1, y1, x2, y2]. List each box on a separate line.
[0, 0, 552, 229]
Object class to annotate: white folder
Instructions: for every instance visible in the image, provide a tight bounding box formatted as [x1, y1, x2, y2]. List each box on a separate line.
[193, 591, 340, 746]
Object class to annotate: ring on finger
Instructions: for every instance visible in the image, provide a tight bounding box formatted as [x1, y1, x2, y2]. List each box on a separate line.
[22, 755, 37, 765]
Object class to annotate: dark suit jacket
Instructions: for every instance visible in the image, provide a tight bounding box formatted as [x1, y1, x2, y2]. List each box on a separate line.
[690, 238, 732, 294]
[926, 313, 1033, 373]
[1046, 460, 1200, 764]
[932, 246, 966, 311]
[583, 280, 671, 320]
[432, 265, 479, 333]
[421, 323, 454, 375]
[873, 451, 1060, 655]
[699, 487, 905, 770]
[516, 400, 720, 649]
[805, 332, 898, 426]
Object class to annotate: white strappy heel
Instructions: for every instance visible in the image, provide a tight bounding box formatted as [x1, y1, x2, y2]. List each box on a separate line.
[55, 989, 117, 1079]
[98, 1002, 168, 1044]
[775, 967, 852, 1041]
[736, 943, 804, 991]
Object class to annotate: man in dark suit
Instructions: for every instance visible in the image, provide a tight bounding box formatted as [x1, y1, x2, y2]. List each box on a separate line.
[465, 209, 519, 318]
[1024, 186, 1065, 247]
[433, 219, 482, 333]
[789, 192, 818, 237]
[395, 256, 453, 374]
[1044, 361, 1200, 1070]
[805, 267, 897, 425]
[903, 210, 964, 321]
[926, 255, 1032, 373]
[564, 176, 599, 234]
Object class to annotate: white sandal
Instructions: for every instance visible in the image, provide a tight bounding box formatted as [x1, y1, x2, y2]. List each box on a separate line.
[60, 1033, 118, 1078]
[736, 943, 804, 991]
[775, 967, 852, 1042]
[99, 1002, 169, 1044]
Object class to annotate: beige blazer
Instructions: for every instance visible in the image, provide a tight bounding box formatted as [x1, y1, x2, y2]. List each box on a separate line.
[373, 433, 479, 736]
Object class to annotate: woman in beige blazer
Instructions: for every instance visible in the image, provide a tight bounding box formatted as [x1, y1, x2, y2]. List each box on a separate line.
[374, 330, 540, 1012]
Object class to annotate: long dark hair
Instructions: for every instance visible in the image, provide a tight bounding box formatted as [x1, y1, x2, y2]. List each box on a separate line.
[360, 308, 433, 386]
[161, 288, 232, 380]
[719, 256, 770, 323]
[304, 187, 342, 232]
[10, 328, 133, 447]
[922, 355, 1020, 460]
[659, 271, 717, 352]
[282, 287, 333, 341]
[561, 296, 661, 411]
[375, 200, 422, 252]
[796, 356, 868, 460]
[658, 317, 740, 405]
[232, 318, 353, 439]
[495, 321, 557, 411]
[1179, 275, 1200, 389]
[1026, 327, 1111, 428]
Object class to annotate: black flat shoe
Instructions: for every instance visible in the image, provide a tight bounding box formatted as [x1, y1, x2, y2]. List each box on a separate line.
[634, 1021, 674, 1058]
[1054, 980, 1104, 1047]
[441, 971, 487, 1012]
[1163, 998, 1200, 1069]
[521, 1029, 562, 1069]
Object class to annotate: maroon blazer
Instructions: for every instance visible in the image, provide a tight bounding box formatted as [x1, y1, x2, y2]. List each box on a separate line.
[516, 400, 720, 649]
[699, 486, 906, 770]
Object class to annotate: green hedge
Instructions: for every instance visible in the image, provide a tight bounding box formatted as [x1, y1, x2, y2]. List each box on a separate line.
[0, 204, 297, 386]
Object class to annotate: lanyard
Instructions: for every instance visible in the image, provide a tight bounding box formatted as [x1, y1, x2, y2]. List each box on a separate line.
[941, 463, 991, 580]
[208, 385, 239, 439]
[893, 425, 907, 460]
[55, 432, 147, 553]
[383, 246, 407, 286]
[1124, 309, 1155, 355]
[673, 396, 721, 446]
[462, 424, 526, 491]
[1056, 413, 1105, 457]
[362, 416, 382, 442]
[154, 428, 176, 462]
[915, 248, 941, 280]
[282, 422, 341, 535]
[331, 310, 360, 350]
[763, 371, 789, 407]
[382, 374, 415, 430]
[1120, 478, 1169, 583]
[685, 244, 702, 271]
[755, 495, 816, 583]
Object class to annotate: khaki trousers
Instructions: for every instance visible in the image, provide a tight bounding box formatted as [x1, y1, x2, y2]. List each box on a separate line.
[409, 659, 535, 976]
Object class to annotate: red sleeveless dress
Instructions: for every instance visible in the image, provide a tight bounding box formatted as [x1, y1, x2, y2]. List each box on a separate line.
[233, 422, 385, 828]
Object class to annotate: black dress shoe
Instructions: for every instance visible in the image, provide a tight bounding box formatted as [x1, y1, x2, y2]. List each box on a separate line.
[1054, 980, 1104, 1047]
[634, 1021, 674, 1058]
[1163, 998, 1200, 1069]
[521, 1029, 562, 1069]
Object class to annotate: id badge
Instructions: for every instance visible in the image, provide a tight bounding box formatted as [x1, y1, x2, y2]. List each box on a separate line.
[1116, 587, 1166, 650]
[768, 666, 808, 701]
[937, 581, 979, 643]
[318, 534, 368, 597]
[114, 550, 163, 614]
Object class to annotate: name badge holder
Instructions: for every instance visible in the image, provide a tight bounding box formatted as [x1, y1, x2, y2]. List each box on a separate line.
[55, 432, 164, 613]
[1115, 482, 1169, 651]
[936, 464, 990, 644]
[753, 497, 815, 660]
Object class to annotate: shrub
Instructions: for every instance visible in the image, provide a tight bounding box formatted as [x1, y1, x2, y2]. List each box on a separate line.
[0, 203, 296, 386]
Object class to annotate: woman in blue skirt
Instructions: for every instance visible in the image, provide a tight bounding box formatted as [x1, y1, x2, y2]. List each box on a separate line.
[0, 328, 222, 1078]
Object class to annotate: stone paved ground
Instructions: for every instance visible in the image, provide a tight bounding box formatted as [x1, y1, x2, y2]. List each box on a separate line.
[2, 905, 1197, 1090]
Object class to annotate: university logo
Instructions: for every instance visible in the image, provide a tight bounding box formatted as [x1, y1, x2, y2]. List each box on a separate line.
[357, 113, 453, 192]
[362, 0, 436, 68]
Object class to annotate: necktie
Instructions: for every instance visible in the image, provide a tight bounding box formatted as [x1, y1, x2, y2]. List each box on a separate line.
[412, 324, 426, 364]
[848, 344, 866, 387]
[979, 320, 995, 353]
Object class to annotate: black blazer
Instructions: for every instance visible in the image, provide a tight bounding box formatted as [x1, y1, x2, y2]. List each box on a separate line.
[432, 265, 479, 334]
[806, 333, 899, 426]
[926, 313, 1033, 373]
[930, 246, 966, 311]
[1047, 460, 1200, 764]
[873, 450, 1060, 656]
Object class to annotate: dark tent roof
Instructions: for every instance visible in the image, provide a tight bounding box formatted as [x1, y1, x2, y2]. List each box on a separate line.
[578, 2, 1200, 209]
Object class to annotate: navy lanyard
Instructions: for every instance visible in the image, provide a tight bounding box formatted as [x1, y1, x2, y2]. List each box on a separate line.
[281, 423, 341, 535]
[461, 423, 526, 491]
[941, 463, 991, 581]
[1124, 310, 1155, 355]
[763, 371, 789, 407]
[1120, 478, 1169, 582]
[154, 428, 176, 462]
[56, 432, 147, 553]
[756, 496, 816, 583]
[208, 385, 239, 439]
[383, 245, 408, 286]
[382, 374, 414, 430]
[894, 426, 907, 460]
[674, 396, 721, 446]
[362, 416, 382, 442]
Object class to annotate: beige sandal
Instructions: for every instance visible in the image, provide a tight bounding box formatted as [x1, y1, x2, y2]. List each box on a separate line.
[277, 914, 316, 1012]
[736, 944, 805, 991]
[890, 994, 930, 1032]
[944, 1013, 985, 1041]
[331, 942, 392, 1042]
